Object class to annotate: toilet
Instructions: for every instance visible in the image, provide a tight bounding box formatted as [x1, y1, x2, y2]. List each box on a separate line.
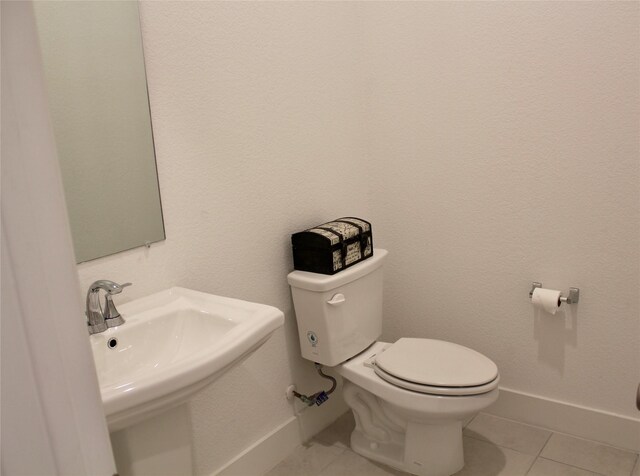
[287, 249, 499, 476]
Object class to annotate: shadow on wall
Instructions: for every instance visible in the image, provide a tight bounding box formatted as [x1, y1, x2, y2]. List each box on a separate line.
[533, 303, 579, 376]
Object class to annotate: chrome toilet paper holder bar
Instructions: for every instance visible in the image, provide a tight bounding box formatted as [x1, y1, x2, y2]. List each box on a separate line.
[529, 282, 580, 304]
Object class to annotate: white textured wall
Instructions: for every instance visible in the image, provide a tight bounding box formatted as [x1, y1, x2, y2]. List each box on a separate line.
[365, 1, 639, 418]
[75, 1, 639, 471]
[77, 2, 367, 474]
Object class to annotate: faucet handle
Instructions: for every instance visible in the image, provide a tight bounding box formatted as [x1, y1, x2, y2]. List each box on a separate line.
[104, 282, 131, 328]
[90, 280, 132, 295]
[110, 282, 132, 294]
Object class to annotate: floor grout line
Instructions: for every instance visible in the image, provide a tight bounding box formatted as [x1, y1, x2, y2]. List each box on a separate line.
[465, 412, 481, 428]
[538, 454, 612, 476]
[523, 431, 555, 476]
[533, 424, 639, 454]
[481, 411, 563, 436]
[537, 431, 554, 457]
[630, 453, 639, 476]
[523, 455, 538, 475]
[461, 432, 491, 444]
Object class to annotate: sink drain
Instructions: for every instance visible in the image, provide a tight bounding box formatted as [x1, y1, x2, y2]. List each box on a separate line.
[107, 337, 118, 349]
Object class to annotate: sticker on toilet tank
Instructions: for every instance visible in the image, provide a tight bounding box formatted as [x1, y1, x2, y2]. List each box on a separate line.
[307, 331, 318, 347]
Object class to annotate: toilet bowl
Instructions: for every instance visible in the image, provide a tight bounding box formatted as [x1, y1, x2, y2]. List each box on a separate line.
[288, 249, 500, 476]
[336, 341, 499, 476]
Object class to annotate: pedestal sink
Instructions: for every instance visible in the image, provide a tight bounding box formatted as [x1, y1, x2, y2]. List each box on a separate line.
[90, 287, 284, 431]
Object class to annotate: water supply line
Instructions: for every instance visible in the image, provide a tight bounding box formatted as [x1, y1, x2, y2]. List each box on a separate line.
[291, 363, 337, 407]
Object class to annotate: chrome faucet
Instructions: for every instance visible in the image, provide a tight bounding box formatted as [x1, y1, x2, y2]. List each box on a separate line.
[86, 280, 132, 334]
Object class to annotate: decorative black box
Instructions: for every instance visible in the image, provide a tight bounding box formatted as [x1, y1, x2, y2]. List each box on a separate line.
[291, 217, 373, 275]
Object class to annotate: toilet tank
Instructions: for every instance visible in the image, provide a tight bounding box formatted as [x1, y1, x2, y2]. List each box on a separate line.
[287, 249, 387, 366]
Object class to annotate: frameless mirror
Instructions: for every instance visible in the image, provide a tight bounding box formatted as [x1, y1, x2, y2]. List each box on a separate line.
[34, 1, 165, 263]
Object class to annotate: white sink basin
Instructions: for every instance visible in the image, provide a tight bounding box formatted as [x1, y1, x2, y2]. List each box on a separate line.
[90, 287, 284, 431]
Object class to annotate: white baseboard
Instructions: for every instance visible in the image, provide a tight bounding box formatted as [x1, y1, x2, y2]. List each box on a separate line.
[486, 387, 640, 452]
[213, 417, 301, 476]
[212, 396, 349, 476]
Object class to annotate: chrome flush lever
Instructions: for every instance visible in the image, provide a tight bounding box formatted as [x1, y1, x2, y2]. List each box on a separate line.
[327, 294, 346, 306]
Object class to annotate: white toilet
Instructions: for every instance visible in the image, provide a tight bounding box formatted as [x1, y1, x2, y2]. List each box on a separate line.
[287, 249, 499, 476]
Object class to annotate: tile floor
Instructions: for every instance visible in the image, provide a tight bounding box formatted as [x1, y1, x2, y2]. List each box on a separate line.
[266, 412, 639, 476]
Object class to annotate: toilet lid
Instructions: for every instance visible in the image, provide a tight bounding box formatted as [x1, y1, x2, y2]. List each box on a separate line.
[375, 338, 499, 389]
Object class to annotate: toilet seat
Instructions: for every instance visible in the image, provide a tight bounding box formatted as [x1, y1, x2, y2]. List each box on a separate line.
[372, 338, 499, 396]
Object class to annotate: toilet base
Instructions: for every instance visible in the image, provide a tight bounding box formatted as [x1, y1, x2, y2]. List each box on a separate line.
[337, 342, 499, 476]
[349, 420, 464, 476]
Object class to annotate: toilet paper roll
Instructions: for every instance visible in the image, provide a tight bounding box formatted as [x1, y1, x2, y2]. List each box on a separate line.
[531, 287, 562, 315]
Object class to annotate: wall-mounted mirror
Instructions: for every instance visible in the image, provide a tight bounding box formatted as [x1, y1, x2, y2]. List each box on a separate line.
[34, 1, 165, 263]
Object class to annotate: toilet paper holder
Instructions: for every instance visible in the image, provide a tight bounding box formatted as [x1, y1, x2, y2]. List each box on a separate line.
[529, 282, 580, 305]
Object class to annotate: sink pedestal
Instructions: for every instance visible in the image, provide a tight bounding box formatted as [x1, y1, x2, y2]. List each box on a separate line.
[110, 404, 192, 476]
